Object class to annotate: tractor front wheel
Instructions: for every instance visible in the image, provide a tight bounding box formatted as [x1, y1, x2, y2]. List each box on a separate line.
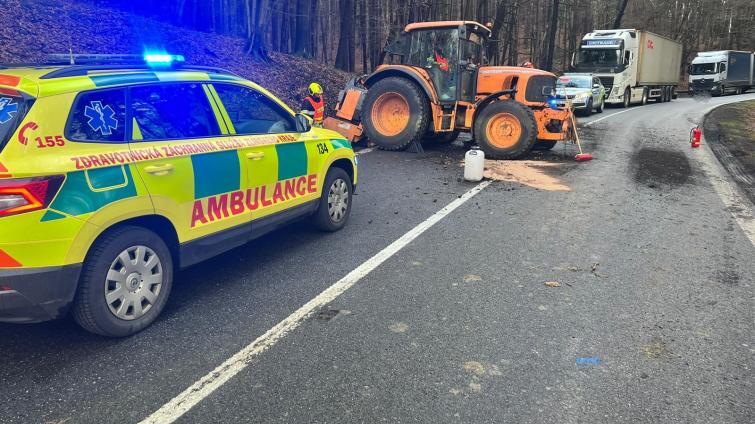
[474, 101, 537, 160]
[362, 77, 430, 151]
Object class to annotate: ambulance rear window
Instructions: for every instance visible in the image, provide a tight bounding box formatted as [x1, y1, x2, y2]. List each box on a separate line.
[67, 88, 127, 143]
[0, 92, 34, 153]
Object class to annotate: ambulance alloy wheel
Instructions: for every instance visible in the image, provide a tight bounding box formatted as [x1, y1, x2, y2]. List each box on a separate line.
[362, 77, 430, 151]
[312, 167, 353, 232]
[474, 100, 537, 160]
[72, 227, 173, 337]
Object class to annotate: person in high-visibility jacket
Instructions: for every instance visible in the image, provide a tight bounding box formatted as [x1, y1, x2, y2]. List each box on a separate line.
[301, 82, 325, 127]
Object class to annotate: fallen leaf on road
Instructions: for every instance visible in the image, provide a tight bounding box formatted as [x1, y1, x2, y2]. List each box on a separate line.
[463, 361, 485, 376]
[463, 274, 482, 283]
[545, 281, 561, 287]
[389, 322, 409, 333]
[468, 382, 482, 393]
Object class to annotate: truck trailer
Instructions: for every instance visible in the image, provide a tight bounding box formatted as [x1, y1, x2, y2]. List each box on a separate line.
[689, 50, 754, 96]
[572, 29, 683, 107]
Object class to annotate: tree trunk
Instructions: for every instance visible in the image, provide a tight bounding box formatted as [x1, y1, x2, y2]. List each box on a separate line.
[613, 0, 630, 29]
[293, 0, 311, 57]
[487, 1, 508, 65]
[335, 0, 355, 71]
[244, 0, 274, 63]
[540, 0, 559, 70]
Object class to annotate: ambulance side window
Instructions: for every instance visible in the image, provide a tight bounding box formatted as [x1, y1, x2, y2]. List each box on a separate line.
[66, 88, 127, 143]
[212, 84, 296, 135]
[130, 83, 221, 141]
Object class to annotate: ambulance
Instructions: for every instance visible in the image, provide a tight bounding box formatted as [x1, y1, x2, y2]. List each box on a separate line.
[0, 54, 357, 336]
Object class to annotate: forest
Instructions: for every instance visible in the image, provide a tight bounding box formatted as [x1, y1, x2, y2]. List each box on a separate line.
[85, 0, 755, 76]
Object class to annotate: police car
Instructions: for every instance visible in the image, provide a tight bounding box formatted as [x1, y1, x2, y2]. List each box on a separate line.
[0, 54, 357, 336]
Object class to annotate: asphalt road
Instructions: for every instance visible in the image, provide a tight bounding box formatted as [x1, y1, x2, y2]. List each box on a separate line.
[2, 94, 754, 424]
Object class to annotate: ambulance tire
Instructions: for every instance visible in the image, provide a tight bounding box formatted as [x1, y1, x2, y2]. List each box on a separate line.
[311, 167, 353, 232]
[72, 226, 173, 337]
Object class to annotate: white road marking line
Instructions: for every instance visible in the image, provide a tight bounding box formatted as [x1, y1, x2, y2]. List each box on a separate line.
[139, 180, 493, 424]
[583, 108, 636, 126]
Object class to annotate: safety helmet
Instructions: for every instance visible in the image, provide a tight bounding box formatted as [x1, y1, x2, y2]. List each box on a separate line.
[521, 61, 534, 68]
[308, 82, 323, 96]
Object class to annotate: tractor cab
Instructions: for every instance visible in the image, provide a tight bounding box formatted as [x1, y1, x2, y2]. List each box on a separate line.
[386, 21, 491, 103]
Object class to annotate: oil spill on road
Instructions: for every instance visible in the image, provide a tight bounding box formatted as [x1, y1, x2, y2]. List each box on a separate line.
[632, 148, 694, 189]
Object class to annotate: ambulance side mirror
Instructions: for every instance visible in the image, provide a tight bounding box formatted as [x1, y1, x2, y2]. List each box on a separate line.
[295, 113, 312, 133]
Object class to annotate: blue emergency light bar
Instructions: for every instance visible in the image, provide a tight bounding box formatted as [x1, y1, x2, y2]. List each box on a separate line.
[144, 54, 185, 65]
[28, 53, 240, 80]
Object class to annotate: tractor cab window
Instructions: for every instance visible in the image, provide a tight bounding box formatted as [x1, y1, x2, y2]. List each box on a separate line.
[460, 34, 483, 65]
[408, 29, 459, 102]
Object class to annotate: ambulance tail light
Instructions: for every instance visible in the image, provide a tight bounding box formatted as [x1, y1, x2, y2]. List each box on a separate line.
[0, 176, 63, 217]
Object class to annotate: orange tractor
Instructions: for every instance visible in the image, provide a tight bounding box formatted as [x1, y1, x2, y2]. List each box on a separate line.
[324, 21, 573, 159]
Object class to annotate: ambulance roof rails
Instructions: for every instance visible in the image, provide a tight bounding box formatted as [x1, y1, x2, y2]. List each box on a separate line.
[35, 53, 239, 80]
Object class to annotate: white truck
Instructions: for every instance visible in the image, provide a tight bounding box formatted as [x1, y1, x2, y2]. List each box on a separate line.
[688, 51, 754, 96]
[572, 29, 683, 107]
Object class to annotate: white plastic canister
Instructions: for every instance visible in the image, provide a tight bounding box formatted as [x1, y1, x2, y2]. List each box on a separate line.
[464, 148, 485, 182]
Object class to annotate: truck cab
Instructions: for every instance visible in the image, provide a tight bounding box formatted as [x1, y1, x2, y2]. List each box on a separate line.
[572, 29, 636, 105]
[689, 51, 754, 96]
[689, 52, 729, 95]
[573, 29, 681, 107]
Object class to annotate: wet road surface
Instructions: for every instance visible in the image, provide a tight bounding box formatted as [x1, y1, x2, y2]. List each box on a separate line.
[2, 94, 754, 424]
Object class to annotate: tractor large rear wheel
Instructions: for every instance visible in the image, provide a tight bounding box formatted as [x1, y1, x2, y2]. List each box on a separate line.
[362, 77, 430, 151]
[474, 101, 537, 160]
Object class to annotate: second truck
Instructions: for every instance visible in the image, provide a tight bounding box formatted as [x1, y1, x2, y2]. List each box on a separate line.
[688, 50, 754, 96]
[572, 29, 683, 107]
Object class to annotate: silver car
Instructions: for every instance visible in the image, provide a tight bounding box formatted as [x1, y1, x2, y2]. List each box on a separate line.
[554, 73, 606, 116]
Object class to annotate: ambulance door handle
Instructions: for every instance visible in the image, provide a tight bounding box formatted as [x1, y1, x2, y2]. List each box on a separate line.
[144, 164, 175, 175]
[246, 152, 265, 160]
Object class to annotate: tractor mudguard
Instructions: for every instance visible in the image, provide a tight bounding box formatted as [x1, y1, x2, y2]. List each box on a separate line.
[363, 65, 440, 105]
[470, 89, 517, 139]
[335, 77, 368, 122]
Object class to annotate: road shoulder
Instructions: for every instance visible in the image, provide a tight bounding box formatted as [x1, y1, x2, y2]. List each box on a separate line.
[704, 99, 755, 204]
